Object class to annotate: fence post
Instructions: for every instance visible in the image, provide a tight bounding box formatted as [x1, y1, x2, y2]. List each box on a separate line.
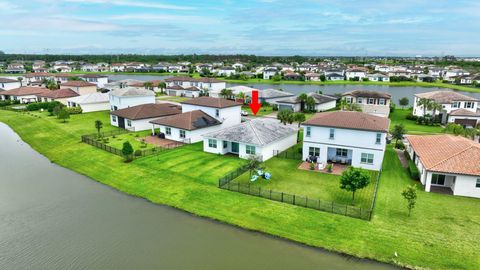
[345, 205, 348, 216]
[331, 201, 334, 212]
[281, 192, 284, 202]
[293, 195, 296, 205]
[269, 189, 272, 199]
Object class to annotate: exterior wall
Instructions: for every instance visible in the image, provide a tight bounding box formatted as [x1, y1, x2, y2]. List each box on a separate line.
[68, 101, 109, 113]
[413, 96, 478, 117]
[109, 95, 156, 110]
[315, 100, 336, 111]
[157, 124, 222, 143]
[346, 71, 366, 80]
[344, 95, 391, 117]
[9, 94, 40, 103]
[83, 77, 108, 88]
[302, 125, 386, 171]
[447, 115, 480, 127]
[126, 118, 155, 131]
[0, 81, 21, 90]
[259, 133, 298, 161]
[263, 71, 276, 80]
[181, 104, 241, 128]
[453, 174, 480, 198]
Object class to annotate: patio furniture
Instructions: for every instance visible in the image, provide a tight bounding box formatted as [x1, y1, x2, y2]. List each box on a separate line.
[250, 175, 259, 182]
[257, 169, 264, 176]
[264, 172, 271, 180]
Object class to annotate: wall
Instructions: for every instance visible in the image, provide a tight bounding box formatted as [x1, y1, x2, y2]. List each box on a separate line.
[453, 174, 480, 198]
[0, 81, 21, 90]
[79, 102, 110, 113]
[157, 124, 222, 143]
[315, 100, 336, 111]
[181, 104, 241, 128]
[109, 95, 155, 110]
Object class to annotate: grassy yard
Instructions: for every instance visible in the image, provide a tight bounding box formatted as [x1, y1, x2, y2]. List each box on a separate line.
[242, 105, 275, 116]
[156, 95, 190, 103]
[102, 130, 154, 150]
[1, 109, 479, 269]
[390, 108, 444, 134]
[232, 158, 377, 209]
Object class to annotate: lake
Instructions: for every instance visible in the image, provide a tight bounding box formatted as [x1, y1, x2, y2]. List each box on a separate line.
[0, 123, 395, 270]
[107, 74, 480, 105]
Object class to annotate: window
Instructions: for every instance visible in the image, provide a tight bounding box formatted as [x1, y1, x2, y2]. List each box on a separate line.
[246, 145, 256, 155]
[357, 97, 363, 104]
[379, 98, 385, 105]
[309, 147, 320, 157]
[223, 141, 228, 149]
[127, 119, 131, 127]
[166, 127, 171, 135]
[306, 126, 311, 137]
[208, 139, 217, 148]
[215, 109, 220, 117]
[452, 102, 460, 108]
[329, 128, 335, 139]
[376, 133, 382, 144]
[345, 97, 352, 104]
[431, 174, 446, 186]
[361, 153, 374, 164]
[336, 148, 348, 157]
[112, 115, 117, 122]
[476, 179, 480, 188]
[368, 98, 375, 104]
[464, 102, 474, 109]
[179, 130, 186, 138]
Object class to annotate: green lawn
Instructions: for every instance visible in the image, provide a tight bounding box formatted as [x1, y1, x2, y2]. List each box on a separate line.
[242, 105, 274, 116]
[156, 95, 190, 103]
[232, 158, 377, 209]
[1, 109, 479, 269]
[104, 130, 155, 150]
[390, 108, 444, 134]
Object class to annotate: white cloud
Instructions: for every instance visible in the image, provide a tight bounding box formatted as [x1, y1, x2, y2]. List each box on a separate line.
[65, 0, 195, 10]
[107, 13, 217, 24]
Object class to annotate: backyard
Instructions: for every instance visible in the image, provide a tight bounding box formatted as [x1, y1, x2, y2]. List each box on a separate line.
[104, 130, 155, 150]
[0, 109, 479, 269]
[390, 108, 444, 134]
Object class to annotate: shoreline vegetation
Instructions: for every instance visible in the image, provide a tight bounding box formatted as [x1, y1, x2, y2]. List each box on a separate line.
[0, 109, 478, 270]
[1, 71, 480, 93]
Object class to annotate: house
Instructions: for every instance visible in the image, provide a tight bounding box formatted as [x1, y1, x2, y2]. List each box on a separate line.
[129, 80, 164, 93]
[283, 72, 301, 80]
[66, 93, 110, 113]
[32, 60, 45, 70]
[258, 89, 295, 104]
[109, 87, 156, 111]
[345, 69, 367, 80]
[325, 69, 345, 77]
[53, 73, 76, 84]
[103, 79, 143, 91]
[342, 90, 392, 117]
[81, 64, 98, 72]
[367, 73, 390, 82]
[263, 68, 278, 80]
[215, 85, 255, 99]
[215, 67, 236, 77]
[447, 109, 480, 128]
[164, 76, 226, 93]
[110, 63, 126, 72]
[165, 85, 201, 98]
[405, 135, 480, 198]
[304, 73, 321, 81]
[444, 69, 469, 82]
[150, 97, 241, 143]
[0, 86, 51, 103]
[302, 111, 390, 171]
[60, 81, 97, 95]
[0, 78, 22, 90]
[276, 93, 337, 112]
[388, 71, 411, 78]
[81, 74, 109, 88]
[232, 63, 244, 69]
[24, 72, 51, 84]
[37, 88, 79, 104]
[111, 103, 181, 131]
[457, 75, 473, 85]
[428, 68, 444, 78]
[413, 91, 479, 124]
[203, 118, 298, 161]
[52, 65, 72, 73]
[374, 65, 390, 73]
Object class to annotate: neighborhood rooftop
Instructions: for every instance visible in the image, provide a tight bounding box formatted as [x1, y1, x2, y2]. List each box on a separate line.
[303, 111, 390, 132]
[1, 86, 51, 96]
[66, 92, 109, 104]
[149, 110, 221, 130]
[110, 87, 155, 97]
[181, 96, 241, 108]
[111, 103, 181, 120]
[343, 90, 391, 99]
[259, 89, 295, 99]
[60, 81, 97, 87]
[406, 135, 480, 176]
[203, 118, 297, 146]
[38, 88, 79, 99]
[415, 91, 478, 103]
[0, 78, 18, 83]
[277, 92, 336, 104]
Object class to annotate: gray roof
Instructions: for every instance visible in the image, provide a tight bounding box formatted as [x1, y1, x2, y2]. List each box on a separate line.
[203, 118, 297, 146]
[66, 93, 109, 104]
[276, 92, 337, 105]
[110, 87, 155, 97]
[259, 89, 295, 99]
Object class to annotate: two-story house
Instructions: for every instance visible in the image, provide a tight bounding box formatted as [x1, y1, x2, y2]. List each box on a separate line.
[345, 69, 367, 81]
[109, 87, 155, 111]
[263, 68, 278, 80]
[164, 76, 226, 93]
[302, 111, 390, 171]
[342, 90, 391, 117]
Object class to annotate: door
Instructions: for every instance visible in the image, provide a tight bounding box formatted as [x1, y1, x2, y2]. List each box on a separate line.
[118, 117, 125, 129]
[231, 142, 239, 154]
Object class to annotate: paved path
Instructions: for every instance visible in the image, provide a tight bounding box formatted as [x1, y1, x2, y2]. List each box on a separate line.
[395, 148, 409, 168]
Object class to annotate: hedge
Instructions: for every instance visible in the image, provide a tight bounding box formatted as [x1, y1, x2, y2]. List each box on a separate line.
[408, 160, 420, 180]
[65, 106, 82, 114]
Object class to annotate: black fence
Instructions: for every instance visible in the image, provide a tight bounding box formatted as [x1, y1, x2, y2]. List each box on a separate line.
[273, 146, 303, 160]
[81, 130, 181, 159]
[218, 166, 382, 221]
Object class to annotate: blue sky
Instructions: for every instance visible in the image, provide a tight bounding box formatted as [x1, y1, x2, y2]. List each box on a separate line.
[1, 0, 480, 56]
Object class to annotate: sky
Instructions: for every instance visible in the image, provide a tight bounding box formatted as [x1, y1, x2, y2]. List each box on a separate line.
[1, 0, 480, 56]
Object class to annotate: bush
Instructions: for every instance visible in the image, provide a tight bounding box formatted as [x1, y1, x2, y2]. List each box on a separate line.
[406, 113, 418, 121]
[403, 149, 411, 161]
[395, 140, 405, 150]
[134, 149, 142, 156]
[408, 160, 420, 180]
[65, 106, 82, 114]
[390, 102, 396, 113]
[26, 101, 62, 111]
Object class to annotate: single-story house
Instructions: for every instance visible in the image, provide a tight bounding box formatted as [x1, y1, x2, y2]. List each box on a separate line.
[203, 118, 298, 161]
[276, 92, 337, 112]
[165, 85, 201, 97]
[37, 88, 79, 105]
[406, 135, 480, 198]
[326, 73, 344, 81]
[258, 89, 295, 104]
[110, 103, 181, 131]
[150, 110, 222, 144]
[304, 73, 321, 81]
[0, 78, 22, 90]
[60, 81, 97, 96]
[367, 73, 390, 82]
[0, 87, 51, 103]
[67, 93, 110, 113]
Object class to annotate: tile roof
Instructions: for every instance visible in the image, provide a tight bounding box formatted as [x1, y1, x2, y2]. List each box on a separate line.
[343, 90, 391, 99]
[60, 81, 97, 87]
[0, 78, 18, 83]
[276, 92, 336, 104]
[66, 93, 109, 104]
[111, 103, 181, 120]
[164, 76, 224, 83]
[38, 88, 79, 99]
[25, 72, 50, 78]
[406, 135, 480, 176]
[303, 111, 390, 132]
[449, 108, 480, 116]
[110, 87, 155, 97]
[1, 86, 51, 96]
[259, 89, 295, 99]
[181, 96, 241, 108]
[149, 110, 221, 130]
[415, 91, 478, 103]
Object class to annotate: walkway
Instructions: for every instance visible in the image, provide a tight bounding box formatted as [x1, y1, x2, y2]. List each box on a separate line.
[395, 149, 409, 168]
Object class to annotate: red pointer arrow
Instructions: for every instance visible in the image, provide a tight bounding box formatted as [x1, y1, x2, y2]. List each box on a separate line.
[249, 90, 262, 115]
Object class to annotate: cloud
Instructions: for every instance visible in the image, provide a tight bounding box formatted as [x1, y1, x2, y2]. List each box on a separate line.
[107, 13, 218, 24]
[65, 0, 195, 10]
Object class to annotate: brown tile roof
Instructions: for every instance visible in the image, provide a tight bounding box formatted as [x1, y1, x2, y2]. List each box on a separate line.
[54, 73, 76, 78]
[303, 111, 390, 132]
[0, 78, 18, 83]
[449, 108, 480, 116]
[130, 80, 164, 87]
[38, 88, 79, 99]
[80, 74, 108, 78]
[343, 90, 391, 99]
[111, 103, 181, 120]
[181, 96, 241, 108]
[415, 91, 478, 103]
[1, 86, 51, 96]
[406, 135, 480, 176]
[164, 76, 224, 83]
[25, 72, 51, 78]
[149, 110, 221, 130]
[60, 81, 97, 87]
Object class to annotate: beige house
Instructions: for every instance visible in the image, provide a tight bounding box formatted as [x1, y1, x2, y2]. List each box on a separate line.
[342, 90, 391, 117]
[60, 81, 97, 95]
[37, 88, 79, 105]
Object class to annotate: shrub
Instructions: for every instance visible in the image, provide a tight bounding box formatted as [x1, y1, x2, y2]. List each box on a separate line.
[309, 162, 315, 170]
[65, 106, 82, 114]
[403, 149, 411, 160]
[395, 140, 405, 150]
[134, 149, 142, 156]
[406, 113, 418, 121]
[408, 160, 420, 180]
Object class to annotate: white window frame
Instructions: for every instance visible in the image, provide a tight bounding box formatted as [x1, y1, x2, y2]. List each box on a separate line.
[368, 98, 375, 104]
[306, 126, 311, 137]
[476, 179, 480, 188]
[215, 109, 220, 117]
[357, 97, 363, 104]
[452, 101, 460, 108]
[376, 133, 382, 144]
[336, 148, 348, 157]
[208, 139, 217, 148]
[246, 145, 256, 155]
[223, 141, 228, 149]
[464, 102, 474, 109]
[345, 97, 352, 104]
[379, 98, 385, 105]
[127, 119, 132, 127]
[431, 174, 446, 186]
[360, 153, 374, 164]
[329, 128, 335, 140]
[112, 115, 117, 122]
[179, 130, 186, 138]
[309, 147, 320, 157]
[165, 127, 171, 135]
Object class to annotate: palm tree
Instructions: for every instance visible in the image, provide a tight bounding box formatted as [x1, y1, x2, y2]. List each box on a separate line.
[236, 91, 246, 103]
[430, 102, 443, 118]
[143, 82, 154, 90]
[95, 120, 103, 137]
[277, 109, 294, 125]
[305, 96, 316, 112]
[298, 93, 308, 111]
[220, 88, 233, 99]
[17, 77, 23, 87]
[417, 98, 432, 116]
[159, 82, 166, 94]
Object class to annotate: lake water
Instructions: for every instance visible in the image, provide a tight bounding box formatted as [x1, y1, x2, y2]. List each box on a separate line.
[107, 74, 480, 105]
[0, 123, 395, 270]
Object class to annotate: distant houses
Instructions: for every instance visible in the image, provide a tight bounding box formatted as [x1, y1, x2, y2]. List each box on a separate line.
[0, 87, 50, 103]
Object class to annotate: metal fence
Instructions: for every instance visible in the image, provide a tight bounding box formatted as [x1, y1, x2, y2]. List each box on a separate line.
[218, 165, 382, 221]
[273, 146, 303, 160]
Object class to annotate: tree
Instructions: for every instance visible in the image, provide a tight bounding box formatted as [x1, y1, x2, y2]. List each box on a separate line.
[277, 109, 294, 125]
[143, 81, 154, 90]
[95, 120, 103, 136]
[430, 102, 443, 118]
[340, 167, 371, 204]
[293, 112, 306, 128]
[52, 105, 62, 116]
[122, 141, 134, 162]
[305, 96, 316, 112]
[401, 185, 417, 217]
[417, 98, 432, 116]
[298, 93, 308, 111]
[219, 88, 233, 99]
[246, 155, 262, 177]
[399, 97, 409, 109]
[236, 91, 246, 103]
[391, 124, 406, 147]
[57, 108, 70, 123]
[17, 77, 23, 87]
[158, 82, 166, 94]
[340, 97, 362, 112]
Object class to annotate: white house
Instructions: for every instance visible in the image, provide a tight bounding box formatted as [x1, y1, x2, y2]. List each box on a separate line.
[0, 78, 22, 90]
[276, 93, 337, 112]
[52, 65, 72, 73]
[0, 86, 51, 103]
[81, 64, 98, 72]
[109, 87, 156, 111]
[345, 69, 367, 80]
[367, 73, 390, 82]
[342, 90, 392, 117]
[67, 93, 110, 113]
[406, 135, 480, 198]
[81, 74, 109, 88]
[24, 72, 51, 84]
[413, 91, 479, 124]
[215, 67, 236, 77]
[304, 73, 321, 81]
[164, 76, 226, 93]
[203, 118, 298, 161]
[110, 63, 126, 72]
[444, 69, 469, 82]
[302, 111, 390, 171]
[326, 73, 344, 81]
[165, 85, 201, 98]
[111, 103, 181, 131]
[181, 97, 241, 128]
[263, 68, 278, 80]
[258, 89, 295, 104]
